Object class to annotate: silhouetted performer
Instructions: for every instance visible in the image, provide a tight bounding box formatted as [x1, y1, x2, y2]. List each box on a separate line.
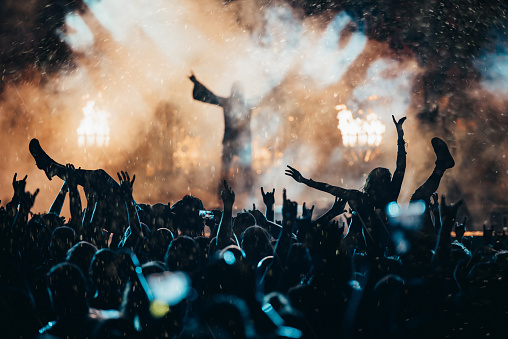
[189, 74, 254, 190]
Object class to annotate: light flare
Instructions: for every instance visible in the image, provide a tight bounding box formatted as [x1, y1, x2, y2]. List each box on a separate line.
[252, 136, 284, 173]
[336, 104, 386, 148]
[173, 135, 202, 170]
[77, 101, 110, 147]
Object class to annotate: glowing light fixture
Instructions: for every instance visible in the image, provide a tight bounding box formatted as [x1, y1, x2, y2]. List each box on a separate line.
[77, 101, 110, 147]
[336, 104, 386, 148]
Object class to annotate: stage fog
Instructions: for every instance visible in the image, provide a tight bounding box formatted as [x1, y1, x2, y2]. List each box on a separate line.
[1, 0, 508, 229]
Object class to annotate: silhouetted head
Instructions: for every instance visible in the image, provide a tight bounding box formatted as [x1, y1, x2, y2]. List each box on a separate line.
[233, 212, 256, 239]
[90, 249, 120, 291]
[363, 167, 392, 205]
[141, 261, 167, 275]
[40, 212, 65, 232]
[248, 208, 267, 227]
[50, 226, 76, 262]
[165, 236, 200, 274]
[171, 195, 205, 237]
[0, 286, 39, 336]
[284, 243, 312, 286]
[208, 236, 237, 258]
[66, 241, 98, 281]
[241, 226, 272, 266]
[21, 217, 51, 268]
[147, 203, 175, 233]
[142, 228, 174, 263]
[47, 262, 89, 317]
[219, 245, 246, 265]
[180, 295, 253, 339]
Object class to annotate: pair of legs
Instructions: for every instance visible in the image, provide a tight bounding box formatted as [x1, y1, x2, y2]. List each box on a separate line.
[29, 139, 119, 191]
[410, 137, 455, 203]
[29, 139, 126, 246]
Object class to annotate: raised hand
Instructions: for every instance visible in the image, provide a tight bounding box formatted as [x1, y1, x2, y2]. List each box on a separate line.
[21, 188, 40, 209]
[248, 207, 267, 227]
[221, 180, 235, 208]
[440, 195, 462, 230]
[392, 115, 407, 137]
[64, 164, 78, 189]
[282, 188, 297, 222]
[329, 220, 345, 238]
[330, 196, 347, 217]
[261, 187, 275, 206]
[430, 192, 442, 231]
[12, 173, 28, 198]
[301, 202, 314, 220]
[285, 165, 305, 183]
[117, 171, 136, 198]
[455, 216, 466, 242]
[11, 173, 39, 208]
[483, 224, 494, 245]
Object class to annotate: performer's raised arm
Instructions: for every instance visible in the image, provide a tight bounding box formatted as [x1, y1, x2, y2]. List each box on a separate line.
[390, 115, 407, 201]
[285, 165, 360, 201]
[189, 73, 225, 106]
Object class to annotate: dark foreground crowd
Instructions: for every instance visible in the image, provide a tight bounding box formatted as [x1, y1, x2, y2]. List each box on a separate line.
[1, 119, 507, 339]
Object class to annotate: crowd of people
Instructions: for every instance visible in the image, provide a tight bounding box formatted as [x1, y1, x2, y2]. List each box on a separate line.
[1, 116, 507, 339]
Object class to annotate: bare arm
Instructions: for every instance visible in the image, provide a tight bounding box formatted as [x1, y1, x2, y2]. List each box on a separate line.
[261, 187, 275, 222]
[117, 172, 143, 251]
[216, 180, 235, 250]
[432, 196, 463, 268]
[314, 197, 346, 227]
[390, 115, 407, 200]
[273, 189, 296, 266]
[9, 174, 39, 254]
[285, 165, 357, 200]
[49, 182, 68, 216]
[64, 164, 83, 235]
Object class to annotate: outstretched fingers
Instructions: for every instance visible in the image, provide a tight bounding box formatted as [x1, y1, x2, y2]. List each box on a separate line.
[284, 166, 296, 177]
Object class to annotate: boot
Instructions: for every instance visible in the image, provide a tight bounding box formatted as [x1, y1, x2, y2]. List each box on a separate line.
[431, 137, 455, 170]
[29, 138, 63, 180]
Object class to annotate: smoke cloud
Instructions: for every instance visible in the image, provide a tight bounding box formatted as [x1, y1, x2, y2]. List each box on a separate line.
[1, 0, 507, 228]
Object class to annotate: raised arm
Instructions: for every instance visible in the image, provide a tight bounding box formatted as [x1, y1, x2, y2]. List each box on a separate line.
[314, 196, 346, 228]
[117, 171, 143, 251]
[261, 187, 275, 222]
[285, 165, 356, 200]
[432, 196, 463, 269]
[63, 164, 83, 235]
[49, 182, 68, 216]
[265, 189, 297, 292]
[189, 74, 226, 106]
[216, 180, 235, 250]
[273, 189, 296, 266]
[390, 115, 406, 200]
[9, 174, 39, 254]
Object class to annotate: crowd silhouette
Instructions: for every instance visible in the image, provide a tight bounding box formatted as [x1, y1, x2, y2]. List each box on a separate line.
[1, 115, 507, 339]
